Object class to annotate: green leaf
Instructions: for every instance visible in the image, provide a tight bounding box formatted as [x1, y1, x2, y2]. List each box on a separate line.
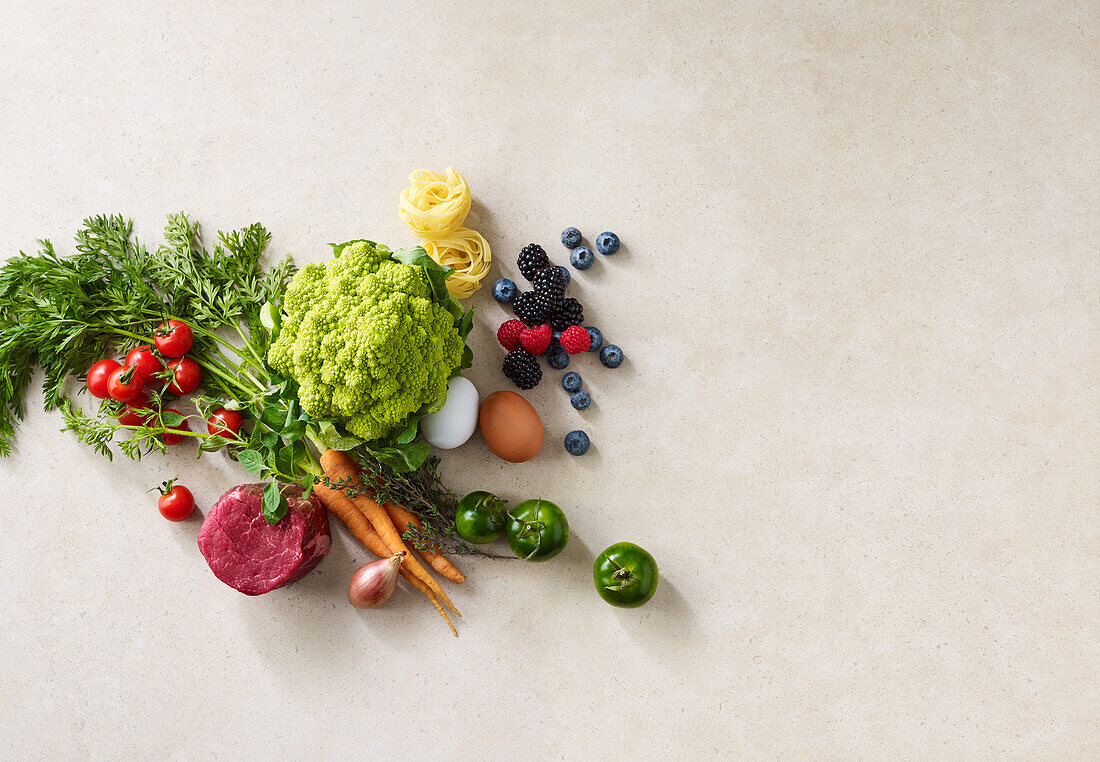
[260, 430, 279, 449]
[262, 481, 289, 524]
[366, 441, 430, 473]
[258, 300, 281, 342]
[274, 444, 295, 476]
[199, 434, 231, 453]
[159, 411, 186, 427]
[282, 420, 306, 441]
[237, 449, 264, 474]
[458, 344, 474, 372]
[457, 305, 475, 340]
[392, 412, 424, 445]
[329, 239, 374, 259]
[260, 403, 285, 430]
[392, 246, 454, 304]
[316, 419, 365, 451]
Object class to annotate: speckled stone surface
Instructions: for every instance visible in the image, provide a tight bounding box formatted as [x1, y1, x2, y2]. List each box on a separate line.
[1, 2, 1097, 758]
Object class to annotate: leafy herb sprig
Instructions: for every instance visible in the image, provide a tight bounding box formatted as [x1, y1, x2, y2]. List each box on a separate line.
[327, 455, 511, 558]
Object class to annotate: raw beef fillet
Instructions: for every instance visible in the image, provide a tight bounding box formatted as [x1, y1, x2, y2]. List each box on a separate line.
[197, 483, 331, 595]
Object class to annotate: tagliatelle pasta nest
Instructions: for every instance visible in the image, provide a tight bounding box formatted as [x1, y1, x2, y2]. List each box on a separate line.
[398, 168, 471, 238]
[399, 167, 492, 299]
[421, 228, 492, 299]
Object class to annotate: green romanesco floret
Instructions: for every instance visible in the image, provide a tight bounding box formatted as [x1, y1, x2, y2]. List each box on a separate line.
[267, 240, 464, 440]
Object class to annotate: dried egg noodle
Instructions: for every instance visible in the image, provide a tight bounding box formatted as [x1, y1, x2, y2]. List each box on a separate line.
[399, 167, 491, 298]
[422, 228, 492, 299]
[399, 168, 471, 238]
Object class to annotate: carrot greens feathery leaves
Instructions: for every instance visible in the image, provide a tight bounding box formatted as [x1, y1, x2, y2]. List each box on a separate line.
[0, 213, 294, 456]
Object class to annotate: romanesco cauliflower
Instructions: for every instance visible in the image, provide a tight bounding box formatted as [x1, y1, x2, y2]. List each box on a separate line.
[268, 240, 464, 440]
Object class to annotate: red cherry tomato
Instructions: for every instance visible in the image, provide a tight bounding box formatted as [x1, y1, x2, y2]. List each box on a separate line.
[166, 358, 202, 395]
[107, 364, 143, 402]
[154, 320, 193, 358]
[86, 359, 121, 399]
[125, 345, 163, 387]
[158, 485, 195, 522]
[160, 408, 189, 445]
[117, 391, 154, 427]
[207, 408, 244, 438]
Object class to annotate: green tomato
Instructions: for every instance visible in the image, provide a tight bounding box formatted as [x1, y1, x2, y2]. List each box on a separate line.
[506, 499, 569, 562]
[593, 542, 659, 608]
[454, 490, 507, 544]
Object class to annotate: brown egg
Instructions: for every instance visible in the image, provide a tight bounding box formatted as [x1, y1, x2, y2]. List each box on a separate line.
[478, 391, 543, 463]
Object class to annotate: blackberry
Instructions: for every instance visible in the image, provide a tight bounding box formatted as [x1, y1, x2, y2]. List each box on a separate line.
[548, 297, 583, 331]
[502, 349, 542, 390]
[533, 266, 567, 296]
[518, 243, 550, 281]
[535, 290, 564, 316]
[512, 291, 546, 325]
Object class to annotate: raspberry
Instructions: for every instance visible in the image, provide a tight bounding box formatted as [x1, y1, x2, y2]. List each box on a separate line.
[520, 324, 552, 355]
[496, 319, 525, 352]
[559, 325, 591, 354]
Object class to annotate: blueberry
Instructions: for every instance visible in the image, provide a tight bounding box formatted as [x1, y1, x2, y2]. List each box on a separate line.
[595, 232, 620, 255]
[561, 372, 582, 393]
[584, 326, 603, 352]
[561, 227, 582, 249]
[570, 390, 591, 410]
[493, 278, 517, 304]
[547, 346, 570, 370]
[556, 265, 571, 288]
[564, 429, 590, 456]
[551, 331, 562, 346]
[570, 246, 594, 270]
[599, 344, 623, 368]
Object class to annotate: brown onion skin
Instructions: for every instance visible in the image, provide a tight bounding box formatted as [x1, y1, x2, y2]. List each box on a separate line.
[348, 552, 405, 609]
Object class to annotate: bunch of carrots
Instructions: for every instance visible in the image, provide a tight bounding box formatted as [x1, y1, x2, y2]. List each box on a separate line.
[313, 449, 464, 636]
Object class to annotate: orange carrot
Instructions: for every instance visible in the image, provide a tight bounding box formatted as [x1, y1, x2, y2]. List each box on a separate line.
[314, 481, 457, 636]
[382, 501, 466, 584]
[320, 450, 460, 617]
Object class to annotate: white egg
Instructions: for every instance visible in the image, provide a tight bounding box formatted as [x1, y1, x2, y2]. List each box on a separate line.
[421, 376, 480, 450]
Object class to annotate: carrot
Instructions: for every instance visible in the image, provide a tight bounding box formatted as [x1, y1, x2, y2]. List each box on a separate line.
[314, 481, 457, 636]
[382, 502, 466, 584]
[320, 449, 461, 617]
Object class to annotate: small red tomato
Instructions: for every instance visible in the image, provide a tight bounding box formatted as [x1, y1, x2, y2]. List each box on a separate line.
[160, 408, 190, 445]
[86, 359, 121, 399]
[154, 320, 193, 358]
[158, 484, 195, 522]
[107, 364, 143, 402]
[207, 408, 244, 438]
[166, 358, 202, 395]
[118, 392, 154, 427]
[125, 345, 163, 387]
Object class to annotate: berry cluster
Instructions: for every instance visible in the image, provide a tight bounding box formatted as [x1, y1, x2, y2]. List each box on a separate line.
[495, 239, 624, 404]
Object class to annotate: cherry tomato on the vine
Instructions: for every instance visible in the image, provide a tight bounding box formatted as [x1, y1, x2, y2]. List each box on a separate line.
[154, 320, 193, 358]
[207, 408, 243, 438]
[86, 359, 120, 399]
[157, 482, 195, 522]
[166, 358, 202, 395]
[160, 408, 189, 445]
[117, 391, 154, 427]
[107, 364, 143, 402]
[124, 345, 163, 387]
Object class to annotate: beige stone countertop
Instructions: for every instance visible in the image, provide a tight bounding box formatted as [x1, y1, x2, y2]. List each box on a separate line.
[1, 2, 1096, 759]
